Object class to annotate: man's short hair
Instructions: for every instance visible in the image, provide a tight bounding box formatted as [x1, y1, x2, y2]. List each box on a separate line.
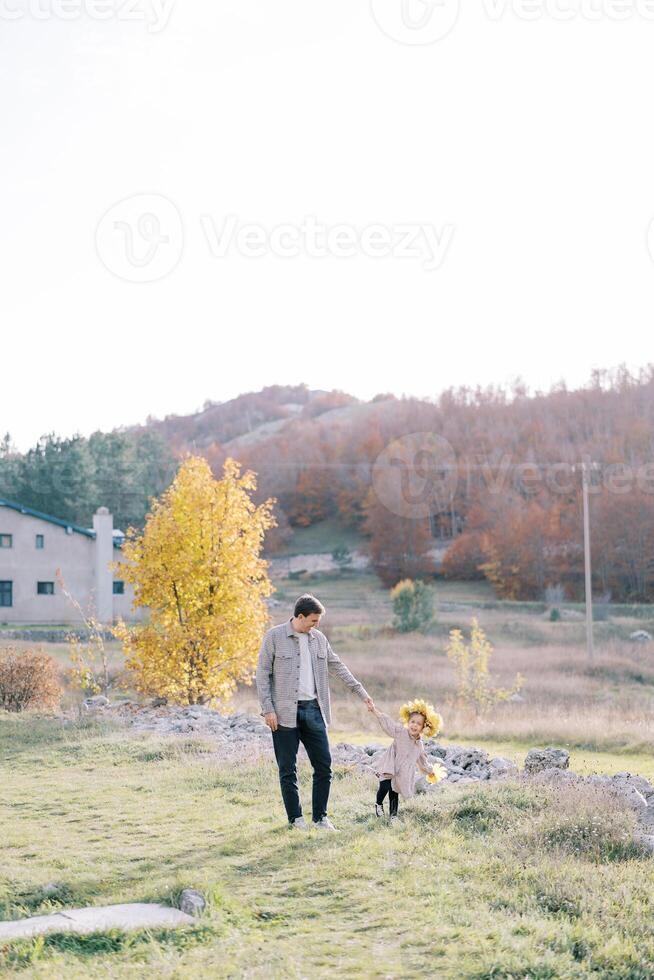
[294, 593, 326, 618]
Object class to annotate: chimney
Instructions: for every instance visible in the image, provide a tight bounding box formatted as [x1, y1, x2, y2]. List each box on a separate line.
[93, 506, 114, 623]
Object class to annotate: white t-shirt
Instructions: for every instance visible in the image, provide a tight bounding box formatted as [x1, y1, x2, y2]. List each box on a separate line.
[296, 631, 317, 700]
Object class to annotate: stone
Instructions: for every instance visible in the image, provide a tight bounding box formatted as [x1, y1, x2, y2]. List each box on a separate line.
[447, 748, 491, 770]
[560, 609, 585, 621]
[585, 773, 654, 816]
[527, 767, 580, 786]
[609, 785, 648, 813]
[629, 630, 652, 643]
[84, 695, 110, 709]
[0, 903, 194, 941]
[184, 707, 206, 719]
[509, 693, 525, 703]
[585, 774, 612, 790]
[178, 889, 206, 917]
[523, 747, 570, 774]
[610, 772, 654, 800]
[488, 756, 518, 778]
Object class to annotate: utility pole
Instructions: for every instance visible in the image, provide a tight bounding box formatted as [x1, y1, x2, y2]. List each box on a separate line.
[581, 461, 594, 662]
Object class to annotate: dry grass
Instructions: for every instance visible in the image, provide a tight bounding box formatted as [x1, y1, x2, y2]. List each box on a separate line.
[238, 573, 654, 752]
[4, 572, 654, 751]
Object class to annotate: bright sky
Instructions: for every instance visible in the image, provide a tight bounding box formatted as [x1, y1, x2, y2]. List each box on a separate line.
[2, 0, 652, 451]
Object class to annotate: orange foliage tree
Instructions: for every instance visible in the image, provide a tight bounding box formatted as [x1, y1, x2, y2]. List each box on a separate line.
[362, 489, 435, 587]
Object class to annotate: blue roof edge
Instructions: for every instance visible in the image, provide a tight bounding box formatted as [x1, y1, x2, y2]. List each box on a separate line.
[0, 497, 123, 549]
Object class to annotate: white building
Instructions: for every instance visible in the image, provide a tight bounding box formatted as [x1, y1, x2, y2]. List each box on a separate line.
[0, 498, 147, 625]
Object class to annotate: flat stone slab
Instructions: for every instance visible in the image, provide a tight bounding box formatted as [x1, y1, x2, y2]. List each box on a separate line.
[0, 903, 195, 941]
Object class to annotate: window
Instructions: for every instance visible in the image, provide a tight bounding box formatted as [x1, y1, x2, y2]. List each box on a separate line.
[113, 581, 125, 595]
[36, 534, 44, 549]
[37, 581, 54, 595]
[0, 581, 12, 606]
[0, 534, 12, 548]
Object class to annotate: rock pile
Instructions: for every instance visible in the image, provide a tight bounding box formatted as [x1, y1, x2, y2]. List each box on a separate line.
[523, 756, 654, 851]
[331, 737, 518, 790]
[83, 698, 520, 779]
[82, 699, 654, 849]
[86, 699, 272, 747]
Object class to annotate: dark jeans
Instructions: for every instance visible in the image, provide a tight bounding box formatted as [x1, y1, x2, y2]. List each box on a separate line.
[271, 698, 332, 823]
[376, 778, 399, 816]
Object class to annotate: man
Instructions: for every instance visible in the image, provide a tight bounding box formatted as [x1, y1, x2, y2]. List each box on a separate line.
[256, 593, 374, 832]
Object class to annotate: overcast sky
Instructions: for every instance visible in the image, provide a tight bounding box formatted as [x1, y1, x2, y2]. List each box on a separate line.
[2, 0, 653, 451]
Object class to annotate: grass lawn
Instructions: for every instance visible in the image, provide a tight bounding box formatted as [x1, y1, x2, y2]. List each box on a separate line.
[271, 518, 367, 558]
[4, 566, 654, 974]
[2, 713, 654, 978]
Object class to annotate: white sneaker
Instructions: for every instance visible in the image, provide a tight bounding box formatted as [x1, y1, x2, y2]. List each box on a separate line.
[313, 817, 339, 832]
[375, 803, 385, 818]
[290, 816, 308, 830]
[389, 814, 400, 826]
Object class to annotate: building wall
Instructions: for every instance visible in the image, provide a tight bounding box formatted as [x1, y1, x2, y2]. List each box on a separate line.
[0, 507, 146, 624]
[112, 553, 148, 624]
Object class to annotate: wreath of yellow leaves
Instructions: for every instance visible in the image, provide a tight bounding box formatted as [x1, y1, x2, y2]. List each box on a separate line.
[399, 698, 442, 739]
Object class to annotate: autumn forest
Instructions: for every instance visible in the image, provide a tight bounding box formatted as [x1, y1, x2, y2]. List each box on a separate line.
[2, 362, 654, 602]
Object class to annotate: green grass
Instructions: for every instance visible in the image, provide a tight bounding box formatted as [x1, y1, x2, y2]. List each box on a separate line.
[5, 563, 654, 973]
[272, 518, 366, 558]
[2, 714, 654, 978]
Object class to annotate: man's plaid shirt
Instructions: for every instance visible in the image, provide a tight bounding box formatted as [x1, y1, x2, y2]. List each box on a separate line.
[255, 618, 370, 728]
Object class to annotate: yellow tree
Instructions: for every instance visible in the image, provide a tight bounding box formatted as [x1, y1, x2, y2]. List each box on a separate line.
[112, 455, 276, 705]
[445, 617, 523, 717]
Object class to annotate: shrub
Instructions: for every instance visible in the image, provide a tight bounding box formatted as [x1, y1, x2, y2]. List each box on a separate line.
[445, 617, 523, 716]
[545, 583, 564, 622]
[56, 568, 110, 695]
[331, 545, 353, 573]
[390, 578, 435, 633]
[593, 590, 612, 622]
[544, 584, 565, 606]
[0, 648, 62, 712]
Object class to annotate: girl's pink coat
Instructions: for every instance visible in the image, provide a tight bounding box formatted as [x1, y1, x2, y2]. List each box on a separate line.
[371, 710, 435, 798]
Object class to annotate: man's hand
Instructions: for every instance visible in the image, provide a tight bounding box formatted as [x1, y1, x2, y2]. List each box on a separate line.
[364, 697, 375, 712]
[264, 711, 278, 732]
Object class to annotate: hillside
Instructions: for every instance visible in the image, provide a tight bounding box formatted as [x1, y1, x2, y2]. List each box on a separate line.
[126, 385, 361, 453]
[119, 366, 654, 601]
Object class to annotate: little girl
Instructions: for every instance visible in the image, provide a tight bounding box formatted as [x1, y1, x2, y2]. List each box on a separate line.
[368, 698, 446, 821]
